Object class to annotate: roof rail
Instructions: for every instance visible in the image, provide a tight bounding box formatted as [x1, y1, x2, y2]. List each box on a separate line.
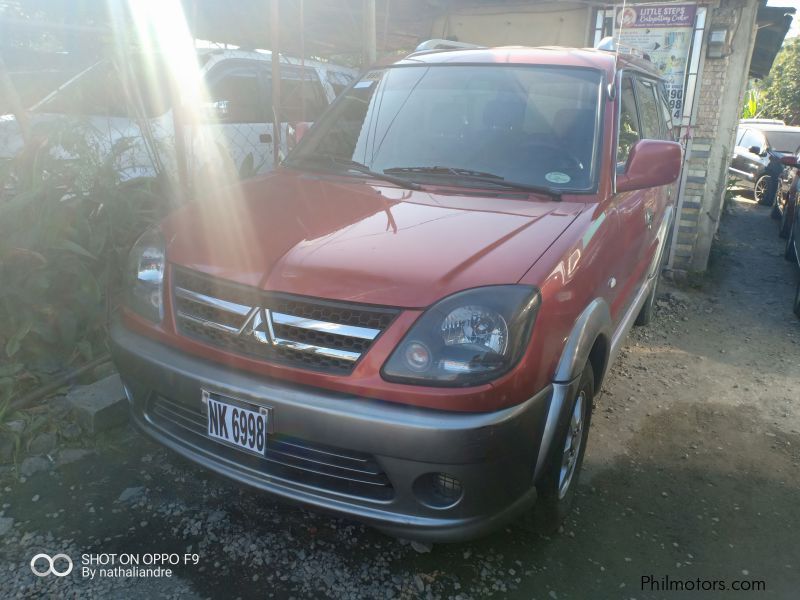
[413, 39, 486, 52]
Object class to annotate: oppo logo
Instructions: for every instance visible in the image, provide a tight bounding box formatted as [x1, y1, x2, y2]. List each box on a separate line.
[30, 553, 74, 577]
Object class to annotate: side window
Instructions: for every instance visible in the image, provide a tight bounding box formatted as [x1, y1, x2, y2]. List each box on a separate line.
[203, 65, 266, 124]
[634, 79, 663, 140]
[740, 129, 764, 153]
[278, 68, 328, 122]
[735, 128, 745, 146]
[326, 70, 355, 96]
[617, 76, 641, 170]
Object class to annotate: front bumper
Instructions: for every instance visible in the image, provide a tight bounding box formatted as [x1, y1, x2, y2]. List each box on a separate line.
[111, 320, 557, 542]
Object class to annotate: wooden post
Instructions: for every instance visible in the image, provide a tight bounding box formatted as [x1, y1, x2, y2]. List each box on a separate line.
[363, 0, 377, 67]
[271, 0, 281, 166]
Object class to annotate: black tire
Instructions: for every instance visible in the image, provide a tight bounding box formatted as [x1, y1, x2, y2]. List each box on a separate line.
[794, 280, 800, 319]
[635, 235, 670, 327]
[532, 362, 594, 534]
[779, 206, 791, 238]
[772, 190, 783, 220]
[635, 276, 659, 326]
[787, 228, 797, 263]
[755, 175, 772, 206]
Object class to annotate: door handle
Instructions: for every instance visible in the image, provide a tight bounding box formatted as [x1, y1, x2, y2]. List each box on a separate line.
[645, 209, 654, 229]
[259, 133, 273, 144]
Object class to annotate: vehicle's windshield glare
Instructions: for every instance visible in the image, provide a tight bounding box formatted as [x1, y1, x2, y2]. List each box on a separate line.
[289, 65, 602, 191]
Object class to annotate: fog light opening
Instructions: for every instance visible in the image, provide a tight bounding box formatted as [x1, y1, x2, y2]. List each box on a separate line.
[413, 472, 464, 509]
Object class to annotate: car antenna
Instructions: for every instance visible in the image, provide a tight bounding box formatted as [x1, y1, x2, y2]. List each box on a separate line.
[608, 0, 628, 100]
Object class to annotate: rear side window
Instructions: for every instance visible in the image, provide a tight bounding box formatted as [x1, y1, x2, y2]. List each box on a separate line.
[617, 76, 641, 170]
[634, 79, 663, 140]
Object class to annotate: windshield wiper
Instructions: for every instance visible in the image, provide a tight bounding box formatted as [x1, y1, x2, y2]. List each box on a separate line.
[289, 154, 422, 190]
[384, 166, 563, 200]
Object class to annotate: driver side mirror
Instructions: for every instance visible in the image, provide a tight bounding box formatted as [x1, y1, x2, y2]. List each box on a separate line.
[748, 145, 767, 157]
[617, 140, 682, 193]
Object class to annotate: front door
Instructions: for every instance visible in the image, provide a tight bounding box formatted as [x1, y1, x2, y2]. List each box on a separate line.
[608, 75, 651, 323]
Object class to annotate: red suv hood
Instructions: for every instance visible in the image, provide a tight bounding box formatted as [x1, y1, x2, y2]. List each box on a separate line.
[164, 170, 584, 308]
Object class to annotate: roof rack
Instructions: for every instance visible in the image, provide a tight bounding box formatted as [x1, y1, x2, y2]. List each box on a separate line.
[413, 39, 486, 53]
[595, 36, 652, 62]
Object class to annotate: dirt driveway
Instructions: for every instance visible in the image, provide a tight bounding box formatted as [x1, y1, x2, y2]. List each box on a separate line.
[1, 196, 799, 599]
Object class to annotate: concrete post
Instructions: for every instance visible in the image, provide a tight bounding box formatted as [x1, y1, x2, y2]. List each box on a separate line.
[691, 0, 760, 271]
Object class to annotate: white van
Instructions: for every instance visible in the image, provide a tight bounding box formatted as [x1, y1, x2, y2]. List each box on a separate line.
[0, 49, 356, 183]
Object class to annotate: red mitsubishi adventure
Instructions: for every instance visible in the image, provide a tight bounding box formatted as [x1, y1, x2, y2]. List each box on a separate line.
[112, 45, 682, 542]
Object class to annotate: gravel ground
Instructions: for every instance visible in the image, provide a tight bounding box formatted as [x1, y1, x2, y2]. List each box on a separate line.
[1, 195, 798, 599]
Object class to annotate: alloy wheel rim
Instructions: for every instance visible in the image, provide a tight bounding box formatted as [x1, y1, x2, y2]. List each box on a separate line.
[558, 391, 585, 499]
[755, 178, 768, 203]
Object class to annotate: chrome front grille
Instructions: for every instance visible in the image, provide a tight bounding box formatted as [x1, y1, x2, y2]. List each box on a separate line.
[172, 268, 398, 374]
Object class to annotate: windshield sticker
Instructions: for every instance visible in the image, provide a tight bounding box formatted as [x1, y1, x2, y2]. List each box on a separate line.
[545, 172, 571, 184]
[354, 80, 375, 89]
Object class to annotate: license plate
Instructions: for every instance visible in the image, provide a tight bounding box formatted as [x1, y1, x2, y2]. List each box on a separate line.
[204, 392, 268, 456]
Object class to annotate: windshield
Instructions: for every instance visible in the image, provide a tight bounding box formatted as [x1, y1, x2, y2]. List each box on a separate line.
[33, 57, 173, 118]
[288, 65, 603, 192]
[765, 130, 800, 153]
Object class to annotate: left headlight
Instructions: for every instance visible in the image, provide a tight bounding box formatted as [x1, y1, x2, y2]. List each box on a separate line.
[381, 285, 540, 387]
[125, 227, 165, 323]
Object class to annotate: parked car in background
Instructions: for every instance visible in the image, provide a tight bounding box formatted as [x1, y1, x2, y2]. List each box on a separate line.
[739, 118, 785, 126]
[111, 43, 682, 541]
[779, 152, 800, 317]
[778, 147, 800, 238]
[729, 122, 800, 204]
[0, 49, 356, 183]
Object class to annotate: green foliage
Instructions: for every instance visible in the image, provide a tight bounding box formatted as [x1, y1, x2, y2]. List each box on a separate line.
[759, 38, 800, 125]
[0, 120, 164, 410]
[741, 88, 763, 119]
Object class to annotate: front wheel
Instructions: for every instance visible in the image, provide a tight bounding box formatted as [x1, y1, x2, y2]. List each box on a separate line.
[755, 175, 772, 206]
[532, 362, 594, 534]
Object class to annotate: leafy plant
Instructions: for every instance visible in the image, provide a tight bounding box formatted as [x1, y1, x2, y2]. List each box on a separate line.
[741, 88, 762, 120]
[759, 37, 800, 125]
[0, 119, 165, 410]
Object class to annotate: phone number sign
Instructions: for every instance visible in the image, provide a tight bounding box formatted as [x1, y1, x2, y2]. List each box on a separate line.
[616, 3, 698, 119]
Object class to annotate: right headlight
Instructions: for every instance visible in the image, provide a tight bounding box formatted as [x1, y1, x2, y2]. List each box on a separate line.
[381, 285, 540, 387]
[125, 227, 166, 323]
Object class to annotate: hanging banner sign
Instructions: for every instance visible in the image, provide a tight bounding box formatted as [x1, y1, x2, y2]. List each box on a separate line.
[616, 3, 697, 119]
